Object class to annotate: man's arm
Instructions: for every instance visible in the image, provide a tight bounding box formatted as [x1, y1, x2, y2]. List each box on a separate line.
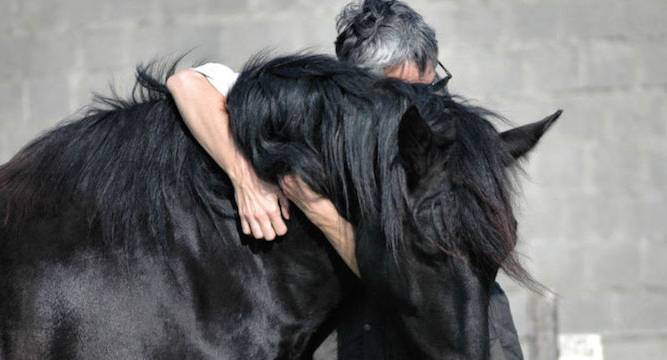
[166, 69, 289, 240]
[167, 70, 247, 182]
[302, 202, 359, 277]
[279, 175, 360, 276]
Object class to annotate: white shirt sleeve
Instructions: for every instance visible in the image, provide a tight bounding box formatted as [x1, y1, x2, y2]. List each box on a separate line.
[191, 63, 239, 97]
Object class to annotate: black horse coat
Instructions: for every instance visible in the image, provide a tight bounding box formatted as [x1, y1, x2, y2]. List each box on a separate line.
[0, 106, 348, 359]
[0, 54, 558, 359]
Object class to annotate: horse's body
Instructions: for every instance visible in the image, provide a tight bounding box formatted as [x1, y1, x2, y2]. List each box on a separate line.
[0, 194, 343, 359]
[0, 79, 347, 359]
[0, 54, 559, 359]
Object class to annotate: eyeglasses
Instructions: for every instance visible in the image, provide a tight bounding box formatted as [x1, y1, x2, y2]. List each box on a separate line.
[431, 61, 453, 93]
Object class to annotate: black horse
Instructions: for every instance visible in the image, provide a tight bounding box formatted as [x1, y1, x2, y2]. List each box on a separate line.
[0, 53, 559, 359]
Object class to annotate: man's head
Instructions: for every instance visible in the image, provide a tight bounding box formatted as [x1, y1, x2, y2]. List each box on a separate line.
[335, 0, 438, 84]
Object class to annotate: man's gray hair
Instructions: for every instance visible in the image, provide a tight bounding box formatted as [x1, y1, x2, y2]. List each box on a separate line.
[335, 0, 438, 75]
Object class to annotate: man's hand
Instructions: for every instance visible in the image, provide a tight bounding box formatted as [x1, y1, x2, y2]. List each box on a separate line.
[230, 163, 290, 241]
[278, 175, 335, 227]
[279, 175, 360, 276]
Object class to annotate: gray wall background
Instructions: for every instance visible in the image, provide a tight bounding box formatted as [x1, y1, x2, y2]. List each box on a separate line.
[1, 0, 665, 359]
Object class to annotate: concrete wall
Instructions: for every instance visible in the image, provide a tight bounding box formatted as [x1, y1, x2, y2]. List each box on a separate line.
[1, 1, 665, 359]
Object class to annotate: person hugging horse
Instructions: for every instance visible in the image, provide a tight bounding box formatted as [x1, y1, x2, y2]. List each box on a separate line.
[0, 1, 561, 359]
[0, 44, 561, 360]
[167, 1, 525, 359]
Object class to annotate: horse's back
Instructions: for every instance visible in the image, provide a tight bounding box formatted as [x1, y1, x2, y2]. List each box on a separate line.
[0, 197, 229, 359]
[0, 198, 205, 359]
[0, 62, 348, 357]
[0, 192, 344, 359]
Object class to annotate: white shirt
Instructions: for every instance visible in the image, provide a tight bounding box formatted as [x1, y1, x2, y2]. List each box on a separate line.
[191, 63, 239, 96]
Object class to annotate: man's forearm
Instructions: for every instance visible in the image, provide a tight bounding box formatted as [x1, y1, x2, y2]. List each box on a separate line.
[166, 69, 250, 184]
[310, 210, 360, 277]
[279, 175, 361, 276]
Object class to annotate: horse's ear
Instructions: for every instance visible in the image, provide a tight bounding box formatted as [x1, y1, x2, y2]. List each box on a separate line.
[398, 105, 433, 178]
[500, 110, 562, 160]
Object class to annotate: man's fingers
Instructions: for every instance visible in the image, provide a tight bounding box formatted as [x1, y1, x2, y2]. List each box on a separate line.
[240, 218, 251, 235]
[278, 177, 291, 194]
[280, 175, 300, 192]
[280, 176, 308, 201]
[278, 194, 290, 220]
[236, 197, 251, 235]
[249, 219, 264, 240]
[270, 211, 288, 236]
[258, 215, 276, 241]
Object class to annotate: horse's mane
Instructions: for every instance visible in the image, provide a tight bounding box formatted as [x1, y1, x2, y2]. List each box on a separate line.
[0, 61, 234, 254]
[410, 96, 536, 286]
[225, 53, 538, 288]
[227, 53, 409, 237]
[0, 52, 538, 288]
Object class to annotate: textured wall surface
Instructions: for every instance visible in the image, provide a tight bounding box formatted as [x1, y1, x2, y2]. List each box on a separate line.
[1, 1, 665, 359]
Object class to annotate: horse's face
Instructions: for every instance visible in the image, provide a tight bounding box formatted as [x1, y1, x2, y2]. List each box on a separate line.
[366, 103, 561, 358]
[396, 102, 561, 276]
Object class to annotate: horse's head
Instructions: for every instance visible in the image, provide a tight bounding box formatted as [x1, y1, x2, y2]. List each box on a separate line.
[394, 93, 561, 284]
[226, 53, 561, 357]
